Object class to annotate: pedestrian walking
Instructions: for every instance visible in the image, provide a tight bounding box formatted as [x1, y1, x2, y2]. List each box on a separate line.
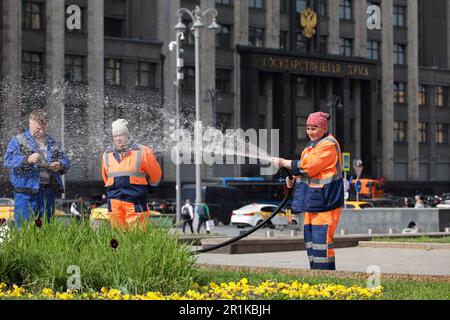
[196, 202, 211, 234]
[181, 199, 194, 233]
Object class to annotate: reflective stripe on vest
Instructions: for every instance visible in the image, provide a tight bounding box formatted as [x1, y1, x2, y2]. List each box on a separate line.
[104, 145, 147, 179]
[298, 136, 342, 186]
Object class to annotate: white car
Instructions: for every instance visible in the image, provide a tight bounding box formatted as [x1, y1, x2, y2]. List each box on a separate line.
[231, 203, 299, 228]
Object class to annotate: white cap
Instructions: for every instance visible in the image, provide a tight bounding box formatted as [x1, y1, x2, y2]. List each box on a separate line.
[112, 119, 129, 136]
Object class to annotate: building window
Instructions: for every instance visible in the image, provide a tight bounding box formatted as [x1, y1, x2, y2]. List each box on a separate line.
[394, 82, 407, 104]
[182, 67, 195, 92]
[249, 0, 264, 9]
[436, 86, 447, 107]
[23, 1, 44, 31]
[216, 25, 232, 49]
[367, 40, 379, 60]
[280, 0, 289, 12]
[318, 35, 328, 54]
[394, 121, 407, 143]
[296, 77, 310, 98]
[65, 6, 85, 33]
[418, 85, 426, 106]
[394, 44, 406, 65]
[419, 122, 428, 144]
[216, 113, 233, 130]
[280, 30, 289, 50]
[297, 116, 307, 140]
[296, 33, 308, 52]
[216, 69, 232, 94]
[65, 55, 85, 83]
[339, 0, 352, 20]
[340, 38, 353, 57]
[296, 0, 307, 12]
[216, 0, 233, 5]
[22, 52, 43, 79]
[136, 62, 156, 88]
[318, 0, 327, 17]
[393, 5, 406, 27]
[436, 123, 449, 144]
[104, 17, 123, 38]
[105, 59, 121, 86]
[249, 27, 265, 48]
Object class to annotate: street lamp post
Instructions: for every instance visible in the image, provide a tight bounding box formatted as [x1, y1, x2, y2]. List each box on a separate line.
[175, 6, 220, 207]
[168, 30, 185, 225]
[327, 95, 343, 136]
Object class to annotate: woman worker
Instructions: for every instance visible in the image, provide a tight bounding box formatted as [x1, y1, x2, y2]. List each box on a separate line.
[272, 111, 344, 270]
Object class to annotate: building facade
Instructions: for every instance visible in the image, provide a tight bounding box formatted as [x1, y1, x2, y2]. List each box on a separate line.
[1, 0, 450, 196]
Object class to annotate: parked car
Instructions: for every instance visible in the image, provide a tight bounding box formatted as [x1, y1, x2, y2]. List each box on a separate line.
[1, 197, 66, 221]
[0, 198, 14, 221]
[182, 184, 250, 225]
[344, 201, 375, 209]
[365, 198, 401, 208]
[440, 193, 450, 204]
[231, 203, 299, 228]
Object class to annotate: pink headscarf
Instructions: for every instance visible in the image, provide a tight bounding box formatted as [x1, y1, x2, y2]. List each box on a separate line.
[306, 112, 330, 131]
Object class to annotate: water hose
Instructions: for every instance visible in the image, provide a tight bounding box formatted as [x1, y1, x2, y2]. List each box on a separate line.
[193, 168, 293, 254]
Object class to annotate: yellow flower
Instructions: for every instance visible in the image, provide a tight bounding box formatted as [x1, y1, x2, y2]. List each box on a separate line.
[42, 288, 54, 298]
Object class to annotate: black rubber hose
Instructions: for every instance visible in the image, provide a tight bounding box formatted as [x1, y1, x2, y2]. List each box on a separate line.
[193, 168, 294, 254]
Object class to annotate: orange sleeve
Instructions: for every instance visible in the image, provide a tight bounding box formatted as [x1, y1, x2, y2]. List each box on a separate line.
[101, 153, 108, 185]
[300, 141, 337, 178]
[142, 147, 162, 186]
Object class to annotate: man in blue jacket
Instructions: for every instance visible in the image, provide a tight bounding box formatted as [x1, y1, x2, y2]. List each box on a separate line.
[4, 109, 70, 228]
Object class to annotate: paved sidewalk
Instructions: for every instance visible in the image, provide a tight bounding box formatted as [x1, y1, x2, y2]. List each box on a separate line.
[196, 246, 450, 276]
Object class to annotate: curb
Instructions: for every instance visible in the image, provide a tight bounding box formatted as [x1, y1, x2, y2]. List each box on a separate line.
[358, 241, 450, 250]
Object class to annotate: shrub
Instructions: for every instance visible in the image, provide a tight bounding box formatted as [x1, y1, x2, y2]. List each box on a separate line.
[0, 218, 198, 295]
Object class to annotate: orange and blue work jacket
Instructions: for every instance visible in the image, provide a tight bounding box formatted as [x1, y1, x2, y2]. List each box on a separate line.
[102, 143, 162, 203]
[291, 133, 344, 213]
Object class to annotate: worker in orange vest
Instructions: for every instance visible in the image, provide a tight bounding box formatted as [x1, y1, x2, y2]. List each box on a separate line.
[272, 112, 344, 270]
[102, 119, 162, 229]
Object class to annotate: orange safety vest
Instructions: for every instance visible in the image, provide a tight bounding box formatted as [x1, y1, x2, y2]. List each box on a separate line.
[102, 144, 162, 188]
[291, 134, 344, 213]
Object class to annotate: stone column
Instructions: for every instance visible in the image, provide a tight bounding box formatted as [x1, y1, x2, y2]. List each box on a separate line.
[265, 0, 280, 49]
[354, 81, 362, 158]
[1, 0, 22, 139]
[407, 0, 419, 180]
[200, 0, 216, 178]
[46, 0, 65, 143]
[354, 0, 367, 58]
[1, 0, 22, 181]
[233, 0, 249, 177]
[429, 86, 437, 181]
[87, 0, 105, 180]
[327, 0, 340, 54]
[381, 0, 395, 180]
[157, 0, 180, 182]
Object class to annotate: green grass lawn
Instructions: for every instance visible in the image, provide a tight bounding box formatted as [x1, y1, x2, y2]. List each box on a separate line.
[196, 267, 450, 300]
[374, 236, 450, 244]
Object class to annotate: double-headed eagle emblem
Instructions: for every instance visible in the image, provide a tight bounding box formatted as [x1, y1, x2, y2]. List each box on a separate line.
[300, 7, 317, 39]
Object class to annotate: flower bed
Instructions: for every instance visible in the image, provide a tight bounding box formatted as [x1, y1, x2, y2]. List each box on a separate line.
[0, 279, 383, 300]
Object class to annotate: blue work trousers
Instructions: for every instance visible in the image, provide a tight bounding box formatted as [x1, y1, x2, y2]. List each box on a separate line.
[14, 188, 56, 228]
